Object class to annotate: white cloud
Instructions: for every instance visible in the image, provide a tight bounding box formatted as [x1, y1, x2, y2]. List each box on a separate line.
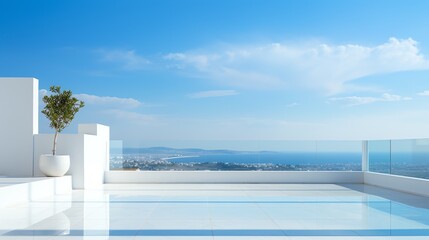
[38, 89, 156, 135]
[286, 102, 299, 108]
[165, 38, 429, 94]
[418, 90, 429, 96]
[98, 49, 150, 70]
[39, 89, 48, 97]
[75, 93, 142, 109]
[103, 109, 155, 123]
[117, 109, 429, 145]
[40, 89, 142, 109]
[188, 90, 239, 98]
[329, 93, 412, 106]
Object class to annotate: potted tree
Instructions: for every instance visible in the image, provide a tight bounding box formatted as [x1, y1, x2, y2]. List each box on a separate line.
[39, 86, 85, 177]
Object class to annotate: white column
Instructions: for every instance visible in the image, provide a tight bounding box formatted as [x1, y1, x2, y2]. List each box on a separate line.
[0, 77, 38, 177]
[78, 124, 110, 171]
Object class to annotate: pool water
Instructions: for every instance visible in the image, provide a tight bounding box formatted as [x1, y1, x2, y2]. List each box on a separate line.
[1, 184, 429, 239]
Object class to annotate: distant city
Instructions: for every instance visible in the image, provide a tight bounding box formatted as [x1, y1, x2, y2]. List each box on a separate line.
[109, 147, 429, 179]
[110, 147, 362, 171]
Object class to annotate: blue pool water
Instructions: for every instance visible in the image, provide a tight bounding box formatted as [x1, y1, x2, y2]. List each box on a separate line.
[1, 184, 429, 239]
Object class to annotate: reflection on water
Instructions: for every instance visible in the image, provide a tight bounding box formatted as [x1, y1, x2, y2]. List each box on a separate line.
[1, 184, 429, 238]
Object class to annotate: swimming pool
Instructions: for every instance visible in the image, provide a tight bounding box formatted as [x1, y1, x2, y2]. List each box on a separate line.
[1, 184, 429, 239]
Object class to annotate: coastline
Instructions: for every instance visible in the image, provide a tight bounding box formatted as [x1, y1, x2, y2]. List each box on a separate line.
[161, 155, 199, 161]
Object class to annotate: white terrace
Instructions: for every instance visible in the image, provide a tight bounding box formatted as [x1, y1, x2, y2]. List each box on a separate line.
[0, 77, 429, 239]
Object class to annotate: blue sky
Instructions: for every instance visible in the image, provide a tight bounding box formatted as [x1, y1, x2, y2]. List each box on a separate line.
[2, 0, 429, 148]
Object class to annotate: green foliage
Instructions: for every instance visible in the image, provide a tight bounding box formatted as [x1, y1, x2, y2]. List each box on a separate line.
[42, 86, 85, 133]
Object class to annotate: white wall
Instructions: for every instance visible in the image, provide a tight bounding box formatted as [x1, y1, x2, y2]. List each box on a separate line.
[0, 78, 38, 177]
[82, 134, 108, 189]
[364, 172, 429, 197]
[79, 124, 110, 171]
[34, 124, 110, 189]
[0, 176, 71, 208]
[105, 171, 364, 183]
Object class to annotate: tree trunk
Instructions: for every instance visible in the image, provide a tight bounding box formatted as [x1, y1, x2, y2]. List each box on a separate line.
[53, 130, 58, 155]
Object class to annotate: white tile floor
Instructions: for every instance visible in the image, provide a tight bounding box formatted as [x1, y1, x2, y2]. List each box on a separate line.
[0, 184, 429, 239]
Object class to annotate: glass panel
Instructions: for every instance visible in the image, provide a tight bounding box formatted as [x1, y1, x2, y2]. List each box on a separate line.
[391, 139, 429, 179]
[110, 140, 124, 170]
[316, 141, 361, 171]
[110, 140, 361, 171]
[368, 140, 390, 174]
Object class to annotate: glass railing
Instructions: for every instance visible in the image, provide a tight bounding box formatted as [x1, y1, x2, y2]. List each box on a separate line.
[109, 140, 362, 171]
[108, 138, 429, 179]
[368, 140, 391, 174]
[368, 138, 429, 179]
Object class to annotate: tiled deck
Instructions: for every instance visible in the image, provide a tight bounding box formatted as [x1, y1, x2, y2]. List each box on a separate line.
[1, 184, 429, 239]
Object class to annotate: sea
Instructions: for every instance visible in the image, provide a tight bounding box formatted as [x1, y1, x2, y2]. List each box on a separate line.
[115, 150, 429, 178]
[168, 152, 362, 165]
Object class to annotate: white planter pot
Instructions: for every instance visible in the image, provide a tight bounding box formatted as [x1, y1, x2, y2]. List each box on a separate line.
[39, 154, 70, 177]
